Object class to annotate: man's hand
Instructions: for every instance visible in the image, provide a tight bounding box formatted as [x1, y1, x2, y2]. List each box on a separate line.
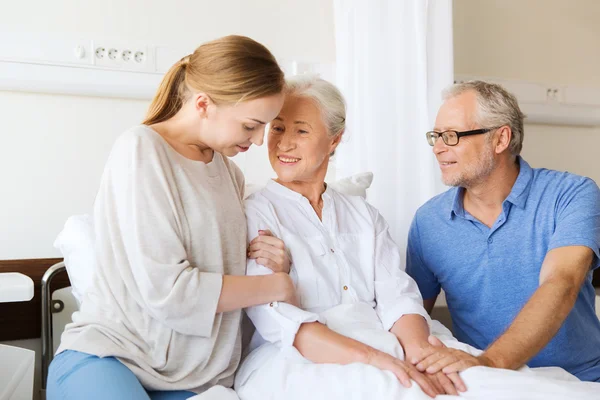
[413, 335, 495, 375]
[407, 335, 467, 393]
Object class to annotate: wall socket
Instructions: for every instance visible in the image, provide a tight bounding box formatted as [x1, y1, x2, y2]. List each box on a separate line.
[91, 40, 152, 72]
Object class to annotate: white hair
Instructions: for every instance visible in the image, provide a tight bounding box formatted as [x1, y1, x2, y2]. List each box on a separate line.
[443, 80, 525, 156]
[285, 74, 346, 140]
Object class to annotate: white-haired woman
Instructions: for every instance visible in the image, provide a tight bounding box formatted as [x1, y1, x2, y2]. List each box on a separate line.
[236, 76, 464, 399]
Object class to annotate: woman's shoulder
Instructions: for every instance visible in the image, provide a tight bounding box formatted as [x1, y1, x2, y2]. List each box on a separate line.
[103, 125, 171, 171]
[104, 126, 168, 165]
[328, 187, 380, 226]
[244, 186, 272, 210]
[113, 125, 165, 151]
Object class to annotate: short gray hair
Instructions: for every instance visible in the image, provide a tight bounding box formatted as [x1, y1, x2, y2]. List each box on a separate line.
[443, 80, 525, 156]
[285, 74, 346, 139]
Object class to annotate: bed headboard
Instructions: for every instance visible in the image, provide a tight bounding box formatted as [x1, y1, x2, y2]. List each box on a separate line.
[0, 258, 68, 342]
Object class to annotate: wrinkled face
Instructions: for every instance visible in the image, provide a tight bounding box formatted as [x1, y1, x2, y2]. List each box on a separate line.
[267, 95, 340, 184]
[433, 91, 496, 188]
[201, 92, 285, 157]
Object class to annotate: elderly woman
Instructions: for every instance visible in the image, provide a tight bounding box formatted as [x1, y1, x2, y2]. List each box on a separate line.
[234, 76, 463, 399]
[234, 76, 600, 400]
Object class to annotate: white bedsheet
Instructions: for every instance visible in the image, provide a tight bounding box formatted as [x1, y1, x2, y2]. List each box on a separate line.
[234, 303, 600, 400]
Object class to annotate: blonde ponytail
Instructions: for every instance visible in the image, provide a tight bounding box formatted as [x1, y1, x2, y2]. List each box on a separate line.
[143, 56, 190, 125]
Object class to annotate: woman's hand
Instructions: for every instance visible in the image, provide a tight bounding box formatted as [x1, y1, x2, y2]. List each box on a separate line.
[273, 272, 300, 307]
[426, 370, 464, 396]
[248, 230, 291, 273]
[366, 349, 442, 398]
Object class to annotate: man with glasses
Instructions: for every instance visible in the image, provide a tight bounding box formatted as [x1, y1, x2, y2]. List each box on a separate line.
[406, 80, 600, 382]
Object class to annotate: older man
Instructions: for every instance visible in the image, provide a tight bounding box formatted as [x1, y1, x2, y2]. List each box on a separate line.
[406, 80, 600, 381]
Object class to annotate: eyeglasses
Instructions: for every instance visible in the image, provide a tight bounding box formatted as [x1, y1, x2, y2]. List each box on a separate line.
[425, 127, 500, 146]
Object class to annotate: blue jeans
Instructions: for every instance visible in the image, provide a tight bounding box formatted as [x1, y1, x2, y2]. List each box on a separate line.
[47, 350, 196, 400]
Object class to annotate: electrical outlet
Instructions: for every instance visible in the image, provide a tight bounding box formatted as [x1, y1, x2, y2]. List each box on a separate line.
[92, 40, 153, 72]
[134, 51, 145, 64]
[95, 47, 106, 59]
[108, 48, 119, 60]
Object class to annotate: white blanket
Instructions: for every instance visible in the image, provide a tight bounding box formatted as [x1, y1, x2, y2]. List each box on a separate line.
[234, 304, 600, 400]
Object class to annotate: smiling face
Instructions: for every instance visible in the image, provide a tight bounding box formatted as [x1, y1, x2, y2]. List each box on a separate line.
[433, 90, 497, 188]
[267, 95, 341, 186]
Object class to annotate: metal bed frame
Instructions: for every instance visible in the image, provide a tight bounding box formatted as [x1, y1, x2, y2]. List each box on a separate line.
[40, 261, 67, 400]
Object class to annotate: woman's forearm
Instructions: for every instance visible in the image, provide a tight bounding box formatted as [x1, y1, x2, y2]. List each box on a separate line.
[293, 322, 373, 364]
[216, 273, 293, 313]
[390, 314, 431, 360]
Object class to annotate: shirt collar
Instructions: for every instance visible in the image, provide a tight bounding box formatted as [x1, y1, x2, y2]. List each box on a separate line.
[505, 157, 533, 209]
[265, 179, 333, 202]
[449, 187, 465, 220]
[265, 179, 304, 200]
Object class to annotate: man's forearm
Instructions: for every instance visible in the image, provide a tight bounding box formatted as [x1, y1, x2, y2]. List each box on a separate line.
[483, 278, 579, 369]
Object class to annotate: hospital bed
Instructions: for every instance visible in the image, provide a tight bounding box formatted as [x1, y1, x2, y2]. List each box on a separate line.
[39, 260, 600, 398]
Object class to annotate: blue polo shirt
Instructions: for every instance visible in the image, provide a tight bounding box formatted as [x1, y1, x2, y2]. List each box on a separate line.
[406, 157, 600, 381]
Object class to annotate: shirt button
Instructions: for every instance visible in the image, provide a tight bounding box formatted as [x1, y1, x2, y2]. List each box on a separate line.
[330, 248, 335, 253]
[343, 285, 348, 291]
[269, 302, 274, 307]
[488, 238, 493, 244]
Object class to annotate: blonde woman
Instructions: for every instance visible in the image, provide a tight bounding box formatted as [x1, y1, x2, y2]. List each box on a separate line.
[48, 36, 293, 400]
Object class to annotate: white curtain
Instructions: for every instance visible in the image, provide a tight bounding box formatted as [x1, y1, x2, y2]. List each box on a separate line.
[333, 0, 453, 251]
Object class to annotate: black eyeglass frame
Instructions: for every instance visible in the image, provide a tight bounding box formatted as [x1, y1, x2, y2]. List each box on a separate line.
[425, 127, 502, 146]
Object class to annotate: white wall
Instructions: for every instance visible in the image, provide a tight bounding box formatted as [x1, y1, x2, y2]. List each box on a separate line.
[0, 92, 147, 259]
[0, 0, 335, 64]
[0, 0, 335, 259]
[453, 0, 600, 183]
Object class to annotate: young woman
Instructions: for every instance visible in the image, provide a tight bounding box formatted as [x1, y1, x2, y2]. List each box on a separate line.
[48, 35, 294, 400]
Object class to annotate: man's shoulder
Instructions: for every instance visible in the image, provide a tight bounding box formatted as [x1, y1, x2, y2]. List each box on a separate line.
[530, 167, 598, 198]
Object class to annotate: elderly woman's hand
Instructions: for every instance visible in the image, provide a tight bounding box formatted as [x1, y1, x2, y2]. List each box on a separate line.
[366, 349, 442, 398]
[248, 230, 291, 274]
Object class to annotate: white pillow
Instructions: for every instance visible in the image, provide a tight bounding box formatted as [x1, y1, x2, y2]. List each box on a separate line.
[53, 214, 96, 306]
[54, 172, 374, 305]
[327, 172, 374, 198]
